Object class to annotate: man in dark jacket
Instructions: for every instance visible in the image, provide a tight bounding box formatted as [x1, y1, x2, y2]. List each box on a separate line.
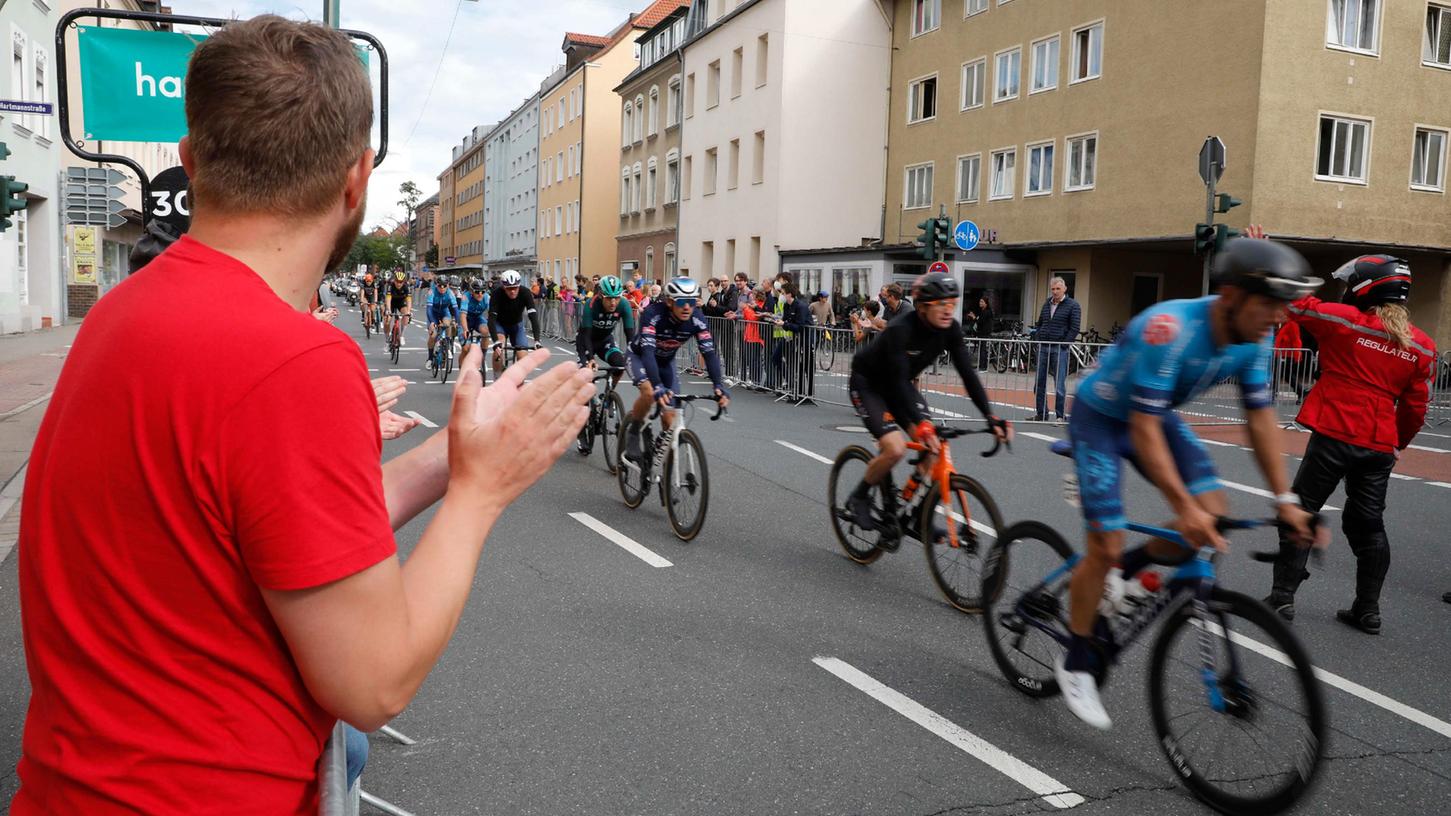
[1034, 277, 1080, 421]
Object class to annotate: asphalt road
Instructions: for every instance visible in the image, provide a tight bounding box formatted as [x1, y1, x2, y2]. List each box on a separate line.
[1, 297, 1448, 815]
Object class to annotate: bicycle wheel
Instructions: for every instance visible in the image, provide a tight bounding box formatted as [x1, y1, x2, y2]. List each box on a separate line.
[441, 343, 453, 384]
[981, 521, 1076, 698]
[363, 311, 372, 339]
[577, 398, 598, 457]
[601, 392, 626, 474]
[826, 446, 886, 565]
[1148, 588, 1326, 816]
[617, 427, 650, 509]
[920, 473, 1002, 613]
[663, 429, 709, 541]
[817, 336, 834, 372]
[992, 345, 1010, 374]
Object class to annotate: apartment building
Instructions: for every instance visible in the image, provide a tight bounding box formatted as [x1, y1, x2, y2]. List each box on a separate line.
[677, 0, 892, 288]
[439, 125, 488, 274]
[483, 94, 540, 278]
[874, 0, 1451, 345]
[615, 6, 690, 282]
[411, 192, 438, 271]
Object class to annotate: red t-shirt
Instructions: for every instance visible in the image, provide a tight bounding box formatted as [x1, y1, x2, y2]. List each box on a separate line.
[13, 236, 396, 814]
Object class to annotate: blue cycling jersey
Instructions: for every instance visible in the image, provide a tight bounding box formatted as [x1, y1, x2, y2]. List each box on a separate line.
[464, 292, 489, 315]
[629, 301, 726, 392]
[1075, 296, 1272, 420]
[426, 288, 459, 324]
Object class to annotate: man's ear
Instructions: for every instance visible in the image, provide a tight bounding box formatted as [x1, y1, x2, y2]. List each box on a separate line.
[344, 148, 376, 211]
[179, 136, 194, 176]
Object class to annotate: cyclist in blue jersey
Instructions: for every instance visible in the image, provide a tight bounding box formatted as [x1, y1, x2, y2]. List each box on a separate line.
[425, 276, 460, 362]
[463, 278, 490, 343]
[1058, 239, 1320, 730]
[622, 277, 730, 462]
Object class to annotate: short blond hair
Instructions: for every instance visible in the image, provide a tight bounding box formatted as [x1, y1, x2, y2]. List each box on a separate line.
[185, 15, 373, 217]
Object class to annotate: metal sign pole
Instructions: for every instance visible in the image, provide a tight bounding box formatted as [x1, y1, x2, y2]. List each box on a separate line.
[1202, 173, 1215, 294]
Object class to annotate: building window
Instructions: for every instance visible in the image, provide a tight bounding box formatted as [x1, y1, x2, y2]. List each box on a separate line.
[707, 60, 721, 108]
[724, 239, 736, 279]
[645, 246, 655, 280]
[685, 72, 696, 118]
[33, 48, 46, 138]
[647, 157, 658, 208]
[961, 58, 986, 110]
[965, 0, 988, 15]
[1316, 114, 1371, 183]
[705, 147, 718, 195]
[728, 139, 740, 189]
[912, 0, 940, 36]
[756, 34, 769, 87]
[668, 76, 682, 125]
[731, 47, 744, 98]
[665, 242, 677, 276]
[633, 163, 643, 213]
[621, 167, 631, 215]
[1425, 4, 1451, 67]
[1071, 22, 1104, 82]
[1412, 127, 1447, 191]
[648, 86, 659, 136]
[1065, 133, 1098, 191]
[904, 162, 934, 209]
[1327, 0, 1379, 53]
[753, 131, 765, 184]
[750, 236, 762, 278]
[683, 155, 693, 199]
[557, 153, 564, 183]
[666, 150, 681, 204]
[990, 148, 1017, 200]
[1026, 141, 1055, 196]
[1030, 35, 1059, 93]
[567, 145, 576, 178]
[908, 74, 938, 123]
[634, 95, 645, 142]
[956, 154, 981, 203]
[994, 48, 1021, 102]
[701, 241, 715, 278]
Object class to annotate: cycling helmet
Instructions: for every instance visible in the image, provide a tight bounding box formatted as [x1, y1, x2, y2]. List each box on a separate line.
[470, 278, 486, 293]
[393, 269, 406, 280]
[911, 271, 961, 304]
[450, 275, 462, 287]
[1332, 254, 1411, 309]
[363, 273, 374, 283]
[665, 276, 701, 301]
[598, 275, 624, 298]
[500, 269, 522, 287]
[1211, 238, 1321, 301]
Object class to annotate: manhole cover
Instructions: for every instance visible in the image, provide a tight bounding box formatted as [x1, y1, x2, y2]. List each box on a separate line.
[820, 424, 869, 433]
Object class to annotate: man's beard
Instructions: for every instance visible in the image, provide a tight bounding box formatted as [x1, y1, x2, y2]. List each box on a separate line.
[326, 197, 368, 273]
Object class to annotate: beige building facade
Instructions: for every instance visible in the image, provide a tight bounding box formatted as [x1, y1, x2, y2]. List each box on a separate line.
[615, 7, 690, 284]
[443, 127, 487, 274]
[868, 0, 1451, 346]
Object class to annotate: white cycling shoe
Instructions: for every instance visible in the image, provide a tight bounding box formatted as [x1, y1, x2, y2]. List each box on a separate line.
[1054, 654, 1112, 730]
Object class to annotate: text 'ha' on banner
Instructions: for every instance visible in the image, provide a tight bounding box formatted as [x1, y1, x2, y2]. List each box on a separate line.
[76, 25, 204, 143]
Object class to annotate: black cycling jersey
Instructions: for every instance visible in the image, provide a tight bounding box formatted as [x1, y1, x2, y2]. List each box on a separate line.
[849, 308, 991, 428]
[488, 285, 541, 339]
[385, 279, 411, 306]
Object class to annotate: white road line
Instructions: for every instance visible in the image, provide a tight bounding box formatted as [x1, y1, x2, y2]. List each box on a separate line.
[1389, 473, 1417, 481]
[1406, 444, 1448, 455]
[403, 411, 437, 428]
[553, 345, 574, 355]
[813, 657, 1084, 809]
[1219, 479, 1340, 511]
[1417, 430, 1451, 439]
[1196, 620, 1451, 741]
[568, 512, 672, 568]
[0, 392, 53, 421]
[390, 368, 420, 372]
[1201, 438, 1239, 448]
[1429, 482, 1451, 490]
[1019, 431, 1060, 443]
[776, 440, 834, 464]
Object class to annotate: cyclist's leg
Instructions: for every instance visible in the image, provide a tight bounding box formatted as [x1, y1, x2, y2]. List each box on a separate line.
[492, 332, 507, 375]
[657, 362, 680, 431]
[427, 319, 439, 356]
[603, 345, 627, 388]
[623, 349, 655, 460]
[509, 322, 531, 362]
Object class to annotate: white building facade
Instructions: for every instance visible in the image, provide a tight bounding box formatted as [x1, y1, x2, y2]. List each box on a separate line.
[0, 0, 62, 332]
[483, 94, 540, 276]
[676, 0, 891, 282]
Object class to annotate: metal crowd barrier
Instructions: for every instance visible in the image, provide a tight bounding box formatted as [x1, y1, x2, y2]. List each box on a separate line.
[533, 302, 1442, 430]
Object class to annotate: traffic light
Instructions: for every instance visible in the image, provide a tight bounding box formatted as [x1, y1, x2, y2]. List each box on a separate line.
[1214, 193, 1243, 214]
[933, 216, 951, 252]
[1194, 223, 1216, 254]
[1213, 223, 1242, 252]
[0, 176, 27, 234]
[915, 217, 937, 261]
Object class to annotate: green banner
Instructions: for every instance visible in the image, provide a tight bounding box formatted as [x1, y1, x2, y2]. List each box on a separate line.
[78, 26, 204, 142]
[76, 25, 371, 144]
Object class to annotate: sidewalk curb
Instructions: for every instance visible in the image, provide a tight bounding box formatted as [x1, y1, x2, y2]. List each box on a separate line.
[0, 392, 52, 422]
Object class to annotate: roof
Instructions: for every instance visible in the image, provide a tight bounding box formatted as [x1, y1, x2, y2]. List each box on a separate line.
[631, 0, 690, 31]
[563, 32, 611, 48]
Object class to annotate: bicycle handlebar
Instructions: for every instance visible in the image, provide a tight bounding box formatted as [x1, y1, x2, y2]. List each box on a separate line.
[648, 393, 728, 422]
[927, 422, 1010, 457]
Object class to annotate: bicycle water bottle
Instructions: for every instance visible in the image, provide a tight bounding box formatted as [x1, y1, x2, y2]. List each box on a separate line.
[1062, 472, 1080, 508]
[902, 474, 922, 502]
[1112, 570, 1163, 616]
[1099, 567, 1125, 617]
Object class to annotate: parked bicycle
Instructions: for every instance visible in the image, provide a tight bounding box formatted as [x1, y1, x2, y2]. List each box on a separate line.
[826, 422, 1006, 613]
[617, 393, 726, 541]
[979, 438, 1327, 815]
[991, 326, 1035, 374]
[576, 365, 628, 475]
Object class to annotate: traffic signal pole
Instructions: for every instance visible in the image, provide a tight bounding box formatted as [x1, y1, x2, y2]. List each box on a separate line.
[323, 0, 341, 27]
[1202, 173, 1215, 294]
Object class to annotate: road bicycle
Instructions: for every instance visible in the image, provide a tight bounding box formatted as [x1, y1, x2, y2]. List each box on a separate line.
[617, 393, 726, 541]
[361, 300, 375, 339]
[429, 319, 459, 384]
[979, 438, 1326, 815]
[386, 311, 410, 365]
[576, 365, 627, 475]
[991, 327, 1035, 374]
[827, 422, 1006, 613]
[483, 340, 539, 387]
[815, 326, 836, 372]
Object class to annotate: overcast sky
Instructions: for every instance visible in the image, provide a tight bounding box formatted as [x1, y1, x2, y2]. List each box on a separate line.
[175, 0, 641, 229]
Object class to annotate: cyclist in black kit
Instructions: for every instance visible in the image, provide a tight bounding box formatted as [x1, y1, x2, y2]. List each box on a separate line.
[846, 271, 1011, 528]
[488, 269, 542, 376]
[383, 269, 412, 341]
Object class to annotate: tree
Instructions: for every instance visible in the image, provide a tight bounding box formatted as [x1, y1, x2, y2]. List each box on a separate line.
[424, 243, 439, 268]
[398, 181, 422, 259]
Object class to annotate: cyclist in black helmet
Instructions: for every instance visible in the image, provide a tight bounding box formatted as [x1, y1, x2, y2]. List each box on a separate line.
[845, 271, 1011, 531]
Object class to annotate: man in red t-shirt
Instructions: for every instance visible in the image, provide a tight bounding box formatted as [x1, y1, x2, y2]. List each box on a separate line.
[12, 16, 591, 815]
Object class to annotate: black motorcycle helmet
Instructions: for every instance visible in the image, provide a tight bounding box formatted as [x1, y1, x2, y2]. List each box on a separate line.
[1332, 254, 1411, 309]
[1211, 239, 1321, 301]
[911, 270, 961, 304]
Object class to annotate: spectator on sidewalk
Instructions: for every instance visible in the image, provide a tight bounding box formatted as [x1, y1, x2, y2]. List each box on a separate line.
[1274, 319, 1308, 404]
[852, 301, 881, 344]
[741, 287, 768, 387]
[809, 291, 835, 328]
[966, 293, 995, 370]
[702, 278, 728, 318]
[10, 17, 592, 815]
[870, 283, 910, 330]
[1033, 277, 1080, 421]
[624, 278, 646, 310]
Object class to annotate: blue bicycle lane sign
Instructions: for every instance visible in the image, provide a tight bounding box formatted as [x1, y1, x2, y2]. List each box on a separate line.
[954, 220, 981, 251]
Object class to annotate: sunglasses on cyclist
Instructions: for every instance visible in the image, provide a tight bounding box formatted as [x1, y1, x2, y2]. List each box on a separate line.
[672, 298, 698, 308]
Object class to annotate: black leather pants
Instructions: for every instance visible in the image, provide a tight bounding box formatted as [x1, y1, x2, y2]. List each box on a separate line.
[1270, 433, 1395, 614]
